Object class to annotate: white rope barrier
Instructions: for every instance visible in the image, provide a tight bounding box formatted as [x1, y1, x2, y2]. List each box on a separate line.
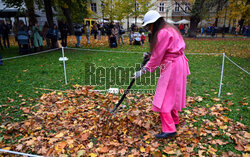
[65, 47, 225, 55]
[218, 53, 225, 97]
[1, 48, 60, 61]
[0, 149, 43, 157]
[225, 55, 250, 75]
[65, 47, 144, 54]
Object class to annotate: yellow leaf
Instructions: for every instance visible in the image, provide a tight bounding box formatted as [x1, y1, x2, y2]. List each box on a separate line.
[2, 147, 11, 150]
[140, 146, 145, 152]
[245, 144, 250, 152]
[55, 132, 64, 138]
[243, 153, 249, 157]
[89, 153, 97, 157]
[219, 125, 228, 130]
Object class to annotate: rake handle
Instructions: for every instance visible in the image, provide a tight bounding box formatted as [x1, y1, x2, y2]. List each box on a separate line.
[111, 56, 150, 113]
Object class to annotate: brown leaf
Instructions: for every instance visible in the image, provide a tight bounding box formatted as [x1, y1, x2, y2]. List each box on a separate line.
[235, 143, 245, 151]
[118, 149, 127, 156]
[57, 141, 67, 149]
[16, 144, 23, 151]
[98, 146, 109, 154]
[198, 150, 206, 157]
[80, 133, 89, 141]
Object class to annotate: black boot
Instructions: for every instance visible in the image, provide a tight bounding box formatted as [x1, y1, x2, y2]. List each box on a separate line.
[155, 132, 177, 139]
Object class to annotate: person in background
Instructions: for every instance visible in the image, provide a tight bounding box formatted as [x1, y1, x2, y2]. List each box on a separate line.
[0, 21, 3, 50]
[92, 22, 98, 40]
[129, 30, 133, 45]
[178, 23, 184, 35]
[141, 32, 146, 47]
[206, 25, 211, 37]
[33, 21, 43, 52]
[133, 10, 190, 139]
[211, 24, 215, 37]
[107, 21, 114, 44]
[243, 25, 248, 37]
[74, 23, 83, 47]
[42, 22, 50, 48]
[201, 27, 205, 37]
[85, 22, 90, 44]
[110, 24, 119, 47]
[235, 25, 240, 36]
[59, 19, 69, 47]
[97, 22, 102, 40]
[28, 25, 34, 49]
[133, 31, 141, 45]
[2, 21, 11, 48]
[117, 22, 125, 45]
[17, 20, 29, 55]
[13, 19, 19, 41]
[48, 24, 59, 48]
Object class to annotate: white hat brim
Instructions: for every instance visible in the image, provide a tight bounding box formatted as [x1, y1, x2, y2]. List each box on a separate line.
[142, 16, 161, 27]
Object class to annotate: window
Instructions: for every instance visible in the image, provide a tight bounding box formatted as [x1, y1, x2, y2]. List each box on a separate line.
[159, 2, 165, 12]
[91, 3, 97, 13]
[184, 3, 189, 11]
[174, 2, 180, 12]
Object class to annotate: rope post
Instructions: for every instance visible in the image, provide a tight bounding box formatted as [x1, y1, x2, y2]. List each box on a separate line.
[61, 47, 68, 84]
[218, 53, 225, 97]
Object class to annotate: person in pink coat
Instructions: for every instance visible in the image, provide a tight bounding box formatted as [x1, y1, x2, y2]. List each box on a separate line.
[133, 10, 190, 139]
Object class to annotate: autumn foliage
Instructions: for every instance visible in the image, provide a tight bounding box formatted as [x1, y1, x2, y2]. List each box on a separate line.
[0, 85, 249, 156]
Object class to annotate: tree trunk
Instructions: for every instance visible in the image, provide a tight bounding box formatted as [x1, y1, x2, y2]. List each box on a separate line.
[238, 0, 249, 32]
[188, 0, 205, 38]
[24, 0, 37, 25]
[44, 0, 54, 27]
[61, 7, 74, 35]
[127, 16, 129, 31]
[188, 15, 200, 38]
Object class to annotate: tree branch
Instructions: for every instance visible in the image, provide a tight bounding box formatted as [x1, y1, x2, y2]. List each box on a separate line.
[173, 0, 191, 14]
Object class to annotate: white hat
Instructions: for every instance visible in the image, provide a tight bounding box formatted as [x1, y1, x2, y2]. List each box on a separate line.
[142, 10, 162, 27]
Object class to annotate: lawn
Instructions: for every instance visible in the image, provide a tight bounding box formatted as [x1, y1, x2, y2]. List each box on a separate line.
[0, 37, 249, 156]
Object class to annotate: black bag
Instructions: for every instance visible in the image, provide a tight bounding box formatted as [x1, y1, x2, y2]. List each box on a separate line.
[120, 29, 125, 34]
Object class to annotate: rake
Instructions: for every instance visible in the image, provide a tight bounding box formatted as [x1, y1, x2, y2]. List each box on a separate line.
[104, 53, 150, 128]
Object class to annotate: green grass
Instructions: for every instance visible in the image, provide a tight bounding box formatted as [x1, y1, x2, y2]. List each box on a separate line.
[0, 39, 249, 154]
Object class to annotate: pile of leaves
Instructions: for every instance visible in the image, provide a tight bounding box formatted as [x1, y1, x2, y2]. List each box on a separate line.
[0, 86, 249, 156]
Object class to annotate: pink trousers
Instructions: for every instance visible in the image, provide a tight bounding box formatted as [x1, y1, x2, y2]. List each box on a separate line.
[160, 110, 179, 133]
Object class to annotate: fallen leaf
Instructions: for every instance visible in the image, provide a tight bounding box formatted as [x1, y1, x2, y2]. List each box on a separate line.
[87, 142, 93, 149]
[97, 146, 109, 153]
[198, 150, 206, 157]
[77, 150, 86, 157]
[2, 147, 11, 150]
[140, 146, 145, 153]
[55, 132, 64, 138]
[89, 153, 97, 157]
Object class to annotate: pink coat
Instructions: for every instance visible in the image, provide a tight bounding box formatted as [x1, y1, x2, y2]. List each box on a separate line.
[145, 27, 190, 113]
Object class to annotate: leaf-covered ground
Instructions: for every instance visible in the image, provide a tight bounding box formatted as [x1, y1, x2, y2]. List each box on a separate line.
[0, 86, 249, 156]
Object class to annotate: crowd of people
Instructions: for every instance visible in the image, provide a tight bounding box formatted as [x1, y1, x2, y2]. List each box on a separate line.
[200, 24, 250, 37]
[0, 18, 249, 56]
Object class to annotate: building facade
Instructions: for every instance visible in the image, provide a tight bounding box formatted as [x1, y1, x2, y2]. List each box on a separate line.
[88, 0, 191, 28]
